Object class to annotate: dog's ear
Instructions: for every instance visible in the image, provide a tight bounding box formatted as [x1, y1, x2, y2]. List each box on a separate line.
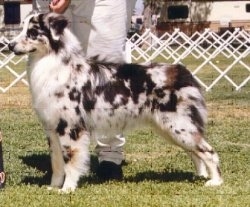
[49, 14, 68, 41]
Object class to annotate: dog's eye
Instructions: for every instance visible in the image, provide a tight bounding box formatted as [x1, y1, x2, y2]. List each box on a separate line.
[27, 28, 39, 39]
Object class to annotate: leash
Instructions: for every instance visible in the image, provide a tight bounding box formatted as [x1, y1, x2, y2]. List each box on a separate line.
[0, 131, 5, 189]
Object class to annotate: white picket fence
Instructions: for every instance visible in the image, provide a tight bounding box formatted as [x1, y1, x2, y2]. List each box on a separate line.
[0, 28, 250, 93]
[0, 35, 28, 93]
[126, 28, 250, 91]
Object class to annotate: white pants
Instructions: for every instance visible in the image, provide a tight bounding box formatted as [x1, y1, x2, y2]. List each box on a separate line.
[33, 0, 136, 165]
[95, 134, 125, 165]
[66, 0, 136, 63]
[68, 0, 136, 165]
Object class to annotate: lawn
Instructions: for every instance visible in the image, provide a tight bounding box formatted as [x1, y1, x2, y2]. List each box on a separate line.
[0, 54, 249, 206]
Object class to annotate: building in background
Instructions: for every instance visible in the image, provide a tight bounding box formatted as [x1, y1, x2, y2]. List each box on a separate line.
[1, 1, 250, 39]
[131, 1, 250, 36]
[0, 0, 31, 39]
[157, 0, 250, 36]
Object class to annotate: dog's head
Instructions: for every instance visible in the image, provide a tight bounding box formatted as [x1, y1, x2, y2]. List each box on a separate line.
[8, 12, 68, 55]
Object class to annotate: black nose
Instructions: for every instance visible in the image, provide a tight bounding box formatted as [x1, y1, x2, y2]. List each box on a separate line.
[8, 42, 16, 51]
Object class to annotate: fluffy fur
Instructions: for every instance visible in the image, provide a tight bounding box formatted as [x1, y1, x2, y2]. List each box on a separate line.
[9, 13, 223, 192]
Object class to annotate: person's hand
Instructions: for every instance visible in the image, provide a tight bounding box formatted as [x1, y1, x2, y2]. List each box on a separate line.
[49, 0, 71, 14]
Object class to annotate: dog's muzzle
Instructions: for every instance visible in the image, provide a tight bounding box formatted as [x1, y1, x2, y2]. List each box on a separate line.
[8, 42, 35, 55]
[8, 42, 24, 55]
[8, 42, 16, 52]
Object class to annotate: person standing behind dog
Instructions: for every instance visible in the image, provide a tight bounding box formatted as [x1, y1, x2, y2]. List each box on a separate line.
[31, 0, 136, 180]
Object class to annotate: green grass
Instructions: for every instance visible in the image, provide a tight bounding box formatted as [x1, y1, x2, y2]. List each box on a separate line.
[0, 54, 249, 206]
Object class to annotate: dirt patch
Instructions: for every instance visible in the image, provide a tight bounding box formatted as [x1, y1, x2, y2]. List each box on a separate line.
[207, 102, 250, 119]
[0, 87, 31, 109]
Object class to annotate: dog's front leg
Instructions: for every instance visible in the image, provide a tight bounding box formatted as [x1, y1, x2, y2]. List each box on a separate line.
[47, 131, 65, 189]
[60, 130, 90, 192]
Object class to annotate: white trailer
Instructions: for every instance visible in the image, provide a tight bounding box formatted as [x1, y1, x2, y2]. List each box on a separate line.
[0, 1, 32, 39]
[157, 0, 250, 35]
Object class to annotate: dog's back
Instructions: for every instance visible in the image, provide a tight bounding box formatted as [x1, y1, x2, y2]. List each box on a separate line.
[84, 60, 205, 136]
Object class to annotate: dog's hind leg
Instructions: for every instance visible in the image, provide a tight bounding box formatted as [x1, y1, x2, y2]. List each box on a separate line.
[175, 130, 222, 186]
[191, 139, 223, 186]
[186, 150, 208, 178]
[60, 130, 90, 192]
[154, 114, 223, 186]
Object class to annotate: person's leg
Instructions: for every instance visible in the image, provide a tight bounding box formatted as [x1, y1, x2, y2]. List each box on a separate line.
[70, 0, 136, 180]
[71, 0, 136, 62]
[95, 134, 125, 180]
[69, 0, 95, 56]
[91, 0, 136, 180]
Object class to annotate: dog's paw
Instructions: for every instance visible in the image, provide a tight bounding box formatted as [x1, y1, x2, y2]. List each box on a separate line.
[47, 186, 62, 192]
[197, 171, 209, 179]
[58, 186, 76, 194]
[205, 178, 223, 186]
[47, 186, 54, 191]
[47, 185, 75, 193]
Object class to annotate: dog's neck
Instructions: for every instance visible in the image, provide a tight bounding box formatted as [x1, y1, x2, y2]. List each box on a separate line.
[60, 28, 84, 58]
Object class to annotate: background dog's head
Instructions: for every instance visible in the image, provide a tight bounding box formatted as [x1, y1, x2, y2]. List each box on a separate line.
[8, 12, 68, 55]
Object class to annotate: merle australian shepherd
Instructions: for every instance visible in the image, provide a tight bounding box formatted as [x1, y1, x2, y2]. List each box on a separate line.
[8, 13, 223, 192]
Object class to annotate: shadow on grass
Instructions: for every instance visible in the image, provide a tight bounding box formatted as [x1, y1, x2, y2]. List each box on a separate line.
[124, 169, 195, 183]
[19, 153, 52, 186]
[19, 153, 101, 186]
[19, 153, 198, 186]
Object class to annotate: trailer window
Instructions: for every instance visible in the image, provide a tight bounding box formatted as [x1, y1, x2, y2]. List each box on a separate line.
[167, 5, 189, 20]
[4, 1, 21, 24]
[246, 4, 250, 12]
